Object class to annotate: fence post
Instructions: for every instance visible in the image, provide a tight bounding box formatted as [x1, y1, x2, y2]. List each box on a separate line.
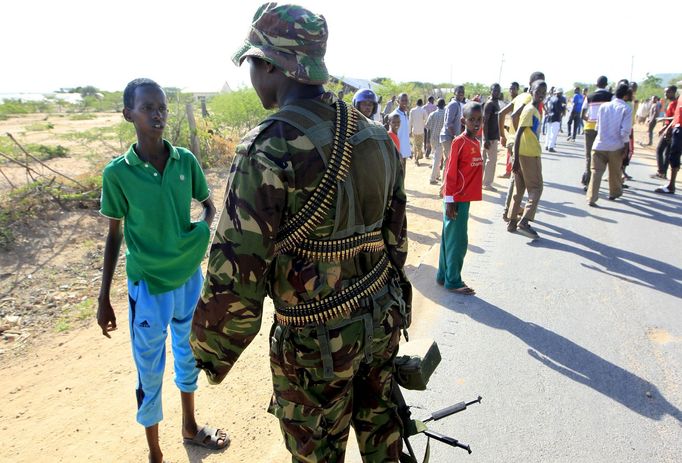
[200, 96, 210, 118]
[185, 103, 201, 162]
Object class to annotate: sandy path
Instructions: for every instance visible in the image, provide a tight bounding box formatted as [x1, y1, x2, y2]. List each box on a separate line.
[0, 149, 448, 463]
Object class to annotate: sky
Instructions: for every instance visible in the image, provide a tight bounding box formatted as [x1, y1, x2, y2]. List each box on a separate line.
[2, 0, 679, 94]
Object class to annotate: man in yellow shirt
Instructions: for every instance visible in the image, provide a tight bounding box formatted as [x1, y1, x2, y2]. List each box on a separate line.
[508, 80, 548, 239]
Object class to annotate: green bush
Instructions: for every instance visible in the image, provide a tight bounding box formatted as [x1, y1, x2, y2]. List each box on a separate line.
[25, 121, 54, 131]
[33, 144, 69, 160]
[68, 113, 97, 120]
[209, 88, 272, 132]
[0, 99, 54, 115]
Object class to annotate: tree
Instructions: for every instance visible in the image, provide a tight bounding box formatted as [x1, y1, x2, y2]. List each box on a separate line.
[642, 73, 662, 88]
[209, 88, 273, 132]
[78, 85, 100, 97]
[637, 73, 665, 101]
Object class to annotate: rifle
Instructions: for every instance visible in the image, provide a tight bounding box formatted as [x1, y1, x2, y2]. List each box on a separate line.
[393, 385, 482, 462]
[392, 339, 482, 462]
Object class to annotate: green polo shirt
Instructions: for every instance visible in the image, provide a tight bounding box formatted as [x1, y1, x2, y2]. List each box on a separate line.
[100, 140, 211, 294]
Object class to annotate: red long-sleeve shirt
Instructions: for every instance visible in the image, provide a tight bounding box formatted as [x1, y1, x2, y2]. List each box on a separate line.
[443, 133, 483, 203]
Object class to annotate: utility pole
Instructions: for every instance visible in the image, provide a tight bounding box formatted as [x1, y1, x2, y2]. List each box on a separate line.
[630, 55, 634, 82]
[450, 64, 453, 93]
[498, 53, 505, 84]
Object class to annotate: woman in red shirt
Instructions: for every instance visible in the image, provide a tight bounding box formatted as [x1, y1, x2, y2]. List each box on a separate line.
[437, 102, 484, 294]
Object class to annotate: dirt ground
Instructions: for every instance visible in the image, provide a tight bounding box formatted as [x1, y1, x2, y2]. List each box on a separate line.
[0, 112, 123, 192]
[0, 112, 448, 463]
[0, 117, 673, 462]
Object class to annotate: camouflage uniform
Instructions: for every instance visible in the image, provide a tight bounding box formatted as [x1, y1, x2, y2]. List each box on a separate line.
[190, 4, 409, 462]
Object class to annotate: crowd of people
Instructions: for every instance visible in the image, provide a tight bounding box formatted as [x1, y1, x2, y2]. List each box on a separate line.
[349, 72, 682, 295]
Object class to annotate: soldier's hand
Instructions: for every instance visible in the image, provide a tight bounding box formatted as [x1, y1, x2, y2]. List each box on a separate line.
[97, 297, 117, 338]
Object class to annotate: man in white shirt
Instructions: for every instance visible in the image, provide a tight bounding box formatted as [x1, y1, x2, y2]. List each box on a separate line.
[391, 93, 412, 164]
[586, 83, 633, 206]
[409, 99, 428, 165]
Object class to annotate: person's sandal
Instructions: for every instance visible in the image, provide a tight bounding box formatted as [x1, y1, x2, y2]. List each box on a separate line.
[183, 426, 230, 450]
[449, 285, 475, 295]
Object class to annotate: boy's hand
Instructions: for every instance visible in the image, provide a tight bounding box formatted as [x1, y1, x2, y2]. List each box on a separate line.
[500, 135, 507, 147]
[445, 202, 458, 220]
[512, 160, 521, 174]
[97, 297, 117, 338]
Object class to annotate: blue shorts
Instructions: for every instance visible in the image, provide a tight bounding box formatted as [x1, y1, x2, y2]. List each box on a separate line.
[128, 268, 203, 427]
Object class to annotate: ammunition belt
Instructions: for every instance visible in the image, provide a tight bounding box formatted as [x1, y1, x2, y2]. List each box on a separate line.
[275, 253, 392, 327]
[274, 100, 358, 256]
[292, 230, 384, 262]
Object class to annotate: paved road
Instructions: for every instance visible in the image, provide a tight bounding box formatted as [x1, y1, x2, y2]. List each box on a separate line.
[402, 132, 682, 462]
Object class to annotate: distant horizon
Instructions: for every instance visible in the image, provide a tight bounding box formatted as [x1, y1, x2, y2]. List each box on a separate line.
[3, 70, 681, 96]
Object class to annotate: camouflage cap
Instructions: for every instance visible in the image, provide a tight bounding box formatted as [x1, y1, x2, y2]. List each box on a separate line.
[232, 2, 329, 85]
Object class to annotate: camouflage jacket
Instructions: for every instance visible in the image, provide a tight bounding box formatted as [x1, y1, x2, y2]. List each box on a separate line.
[190, 93, 408, 384]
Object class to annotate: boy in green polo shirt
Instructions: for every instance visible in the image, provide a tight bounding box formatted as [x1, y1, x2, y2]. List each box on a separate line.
[96, 78, 227, 463]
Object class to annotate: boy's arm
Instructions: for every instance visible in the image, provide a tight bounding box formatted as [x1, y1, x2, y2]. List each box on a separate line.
[498, 102, 513, 146]
[200, 197, 216, 226]
[511, 103, 526, 133]
[512, 127, 525, 172]
[443, 138, 460, 202]
[424, 113, 432, 146]
[620, 106, 633, 145]
[97, 219, 123, 338]
[443, 105, 454, 138]
[482, 102, 490, 147]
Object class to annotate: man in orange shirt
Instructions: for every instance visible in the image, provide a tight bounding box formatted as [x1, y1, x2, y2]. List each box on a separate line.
[656, 87, 682, 194]
[653, 86, 678, 179]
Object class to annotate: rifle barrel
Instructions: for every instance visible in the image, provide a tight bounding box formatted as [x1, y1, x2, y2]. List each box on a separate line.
[424, 430, 472, 454]
[424, 395, 482, 422]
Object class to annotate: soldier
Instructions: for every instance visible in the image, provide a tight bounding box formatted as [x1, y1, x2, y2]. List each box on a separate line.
[190, 3, 410, 462]
[352, 88, 380, 121]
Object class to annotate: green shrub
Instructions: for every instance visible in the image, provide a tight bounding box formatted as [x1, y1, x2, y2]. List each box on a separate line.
[68, 113, 97, 120]
[209, 88, 273, 132]
[25, 121, 54, 131]
[22, 144, 69, 160]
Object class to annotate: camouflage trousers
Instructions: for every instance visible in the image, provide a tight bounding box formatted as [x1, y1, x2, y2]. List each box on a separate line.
[268, 283, 404, 463]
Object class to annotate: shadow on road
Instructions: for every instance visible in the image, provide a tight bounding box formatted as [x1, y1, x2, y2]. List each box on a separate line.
[538, 199, 617, 223]
[414, 263, 682, 424]
[529, 221, 682, 298]
[543, 181, 682, 227]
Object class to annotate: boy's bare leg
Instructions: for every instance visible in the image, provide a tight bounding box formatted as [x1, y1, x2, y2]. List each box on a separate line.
[181, 391, 199, 439]
[145, 425, 163, 463]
